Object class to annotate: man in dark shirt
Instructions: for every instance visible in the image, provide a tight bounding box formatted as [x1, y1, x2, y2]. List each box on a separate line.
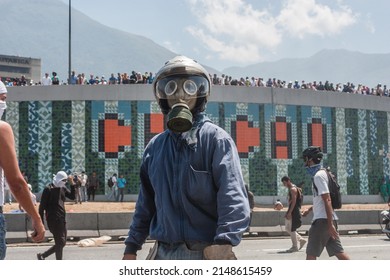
[37, 171, 75, 260]
[87, 171, 99, 201]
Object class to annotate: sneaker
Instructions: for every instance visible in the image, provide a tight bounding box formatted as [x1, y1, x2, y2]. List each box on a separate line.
[285, 246, 298, 253]
[299, 239, 307, 250]
[37, 253, 45, 260]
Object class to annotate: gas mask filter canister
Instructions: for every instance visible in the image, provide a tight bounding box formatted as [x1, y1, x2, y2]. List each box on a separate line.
[167, 104, 193, 133]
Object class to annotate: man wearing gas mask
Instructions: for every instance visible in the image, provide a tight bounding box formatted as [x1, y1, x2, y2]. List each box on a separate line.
[123, 56, 250, 260]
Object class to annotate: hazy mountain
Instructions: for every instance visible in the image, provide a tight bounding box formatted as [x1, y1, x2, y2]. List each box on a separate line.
[223, 49, 390, 88]
[0, 0, 182, 80]
[1, 0, 388, 87]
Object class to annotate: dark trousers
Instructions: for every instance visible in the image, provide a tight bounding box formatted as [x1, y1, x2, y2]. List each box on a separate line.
[87, 187, 96, 201]
[117, 188, 124, 202]
[42, 220, 67, 260]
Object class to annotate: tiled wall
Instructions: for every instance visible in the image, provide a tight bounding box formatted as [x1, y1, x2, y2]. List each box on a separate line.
[6, 99, 390, 197]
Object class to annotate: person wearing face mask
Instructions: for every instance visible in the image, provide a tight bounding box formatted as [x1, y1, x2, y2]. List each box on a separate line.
[37, 171, 76, 260]
[123, 56, 250, 260]
[301, 146, 350, 260]
[0, 80, 7, 120]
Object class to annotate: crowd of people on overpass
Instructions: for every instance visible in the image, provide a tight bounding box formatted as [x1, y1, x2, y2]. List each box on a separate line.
[1, 71, 389, 97]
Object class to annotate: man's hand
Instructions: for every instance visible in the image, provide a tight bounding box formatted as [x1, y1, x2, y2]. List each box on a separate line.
[203, 244, 237, 260]
[328, 224, 339, 240]
[301, 208, 312, 217]
[122, 254, 137, 260]
[30, 218, 45, 242]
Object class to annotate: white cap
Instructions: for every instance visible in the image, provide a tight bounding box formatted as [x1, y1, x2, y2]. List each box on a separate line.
[0, 81, 7, 94]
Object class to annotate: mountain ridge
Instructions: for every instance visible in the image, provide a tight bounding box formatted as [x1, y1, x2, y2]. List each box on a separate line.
[223, 49, 390, 87]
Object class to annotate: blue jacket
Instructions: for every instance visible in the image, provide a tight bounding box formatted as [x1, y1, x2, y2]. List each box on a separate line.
[124, 114, 250, 254]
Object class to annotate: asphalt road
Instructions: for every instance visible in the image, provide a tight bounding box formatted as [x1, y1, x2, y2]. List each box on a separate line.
[5, 234, 390, 260]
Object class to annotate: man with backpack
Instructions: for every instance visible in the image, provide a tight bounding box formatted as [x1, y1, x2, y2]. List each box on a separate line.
[301, 146, 350, 260]
[107, 173, 117, 201]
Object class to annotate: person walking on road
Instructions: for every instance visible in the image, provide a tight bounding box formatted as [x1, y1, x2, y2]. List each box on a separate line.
[301, 146, 350, 260]
[37, 171, 76, 260]
[281, 176, 306, 252]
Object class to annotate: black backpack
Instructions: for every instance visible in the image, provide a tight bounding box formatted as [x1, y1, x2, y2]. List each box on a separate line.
[313, 168, 342, 209]
[107, 177, 114, 188]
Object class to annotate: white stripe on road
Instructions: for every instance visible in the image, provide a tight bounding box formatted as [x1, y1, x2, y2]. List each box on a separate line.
[262, 243, 390, 252]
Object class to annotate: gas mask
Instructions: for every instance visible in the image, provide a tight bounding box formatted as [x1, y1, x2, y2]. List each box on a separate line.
[153, 56, 211, 133]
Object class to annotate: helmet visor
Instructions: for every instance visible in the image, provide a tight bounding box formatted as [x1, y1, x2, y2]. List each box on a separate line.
[155, 75, 209, 100]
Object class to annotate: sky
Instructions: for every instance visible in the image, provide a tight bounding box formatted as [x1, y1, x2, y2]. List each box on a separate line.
[62, 0, 389, 71]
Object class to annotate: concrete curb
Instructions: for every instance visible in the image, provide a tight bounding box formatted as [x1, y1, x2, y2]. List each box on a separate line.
[4, 210, 387, 243]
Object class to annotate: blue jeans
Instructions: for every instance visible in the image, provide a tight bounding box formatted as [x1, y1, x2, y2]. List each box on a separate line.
[80, 186, 88, 202]
[0, 214, 7, 260]
[107, 186, 117, 201]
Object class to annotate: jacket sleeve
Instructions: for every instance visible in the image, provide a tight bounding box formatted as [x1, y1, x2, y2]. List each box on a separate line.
[124, 157, 156, 255]
[212, 135, 250, 246]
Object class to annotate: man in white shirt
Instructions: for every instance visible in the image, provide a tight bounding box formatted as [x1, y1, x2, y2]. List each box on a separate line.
[41, 73, 52, 86]
[301, 146, 349, 260]
[80, 171, 88, 202]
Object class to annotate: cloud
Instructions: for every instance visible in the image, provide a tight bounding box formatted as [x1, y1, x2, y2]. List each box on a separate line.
[186, 0, 358, 64]
[186, 0, 282, 63]
[362, 13, 375, 34]
[277, 0, 357, 38]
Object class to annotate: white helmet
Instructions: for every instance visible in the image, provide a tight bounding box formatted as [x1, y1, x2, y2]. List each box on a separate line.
[152, 56, 211, 132]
